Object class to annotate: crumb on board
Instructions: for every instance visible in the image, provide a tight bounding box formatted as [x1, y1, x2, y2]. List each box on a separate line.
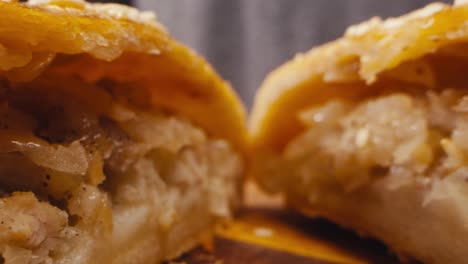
[254, 227, 274, 238]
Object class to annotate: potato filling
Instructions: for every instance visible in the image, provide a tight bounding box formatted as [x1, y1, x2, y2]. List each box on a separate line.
[260, 88, 468, 206]
[0, 77, 242, 263]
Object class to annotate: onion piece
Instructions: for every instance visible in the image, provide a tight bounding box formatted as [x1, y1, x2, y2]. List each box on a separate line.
[0, 131, 88, 175]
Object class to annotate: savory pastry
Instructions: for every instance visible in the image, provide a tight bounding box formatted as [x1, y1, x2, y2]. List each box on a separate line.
[250, 2, 468, 263]
[0, 1, 246, 263]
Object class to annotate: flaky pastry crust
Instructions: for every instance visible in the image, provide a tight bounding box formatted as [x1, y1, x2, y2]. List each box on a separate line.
[0, 0, 246, 151]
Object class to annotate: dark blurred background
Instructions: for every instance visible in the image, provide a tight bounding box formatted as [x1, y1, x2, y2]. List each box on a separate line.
[96, 0, 452, 108]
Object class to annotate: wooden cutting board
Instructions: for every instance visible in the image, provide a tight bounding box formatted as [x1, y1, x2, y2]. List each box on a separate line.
[177, 208, 402, 264]
[175, 183, 406, 264]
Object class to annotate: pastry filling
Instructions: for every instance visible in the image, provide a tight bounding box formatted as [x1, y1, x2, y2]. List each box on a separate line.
[0, 77, 242, 263]
[262, 88, 468, 206]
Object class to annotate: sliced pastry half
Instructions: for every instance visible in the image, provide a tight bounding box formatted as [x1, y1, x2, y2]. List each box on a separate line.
[0, 1, 246, 263]
[250, 2, 468, 263]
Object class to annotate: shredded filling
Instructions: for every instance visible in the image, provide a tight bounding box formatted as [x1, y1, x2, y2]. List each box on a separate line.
[0, 76, 242, 264]
[261, 88, 468, 207]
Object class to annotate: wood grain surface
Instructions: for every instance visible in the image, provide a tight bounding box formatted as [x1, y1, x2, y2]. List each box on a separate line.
[173, 183, 407, 264]
[175, 209, 402, 264]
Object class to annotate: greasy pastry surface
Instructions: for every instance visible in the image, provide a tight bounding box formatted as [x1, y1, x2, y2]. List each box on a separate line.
[0, 0, 246, 150]
[250, 2, 468, 151]
[250, 2, 468, 263]
[0, 1, 246, 263]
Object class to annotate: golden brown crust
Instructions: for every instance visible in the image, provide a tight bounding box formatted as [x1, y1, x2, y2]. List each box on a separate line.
[250, 2, 468, 153]
[0, 0, 246, 151]
[250, 3, 468, 263]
